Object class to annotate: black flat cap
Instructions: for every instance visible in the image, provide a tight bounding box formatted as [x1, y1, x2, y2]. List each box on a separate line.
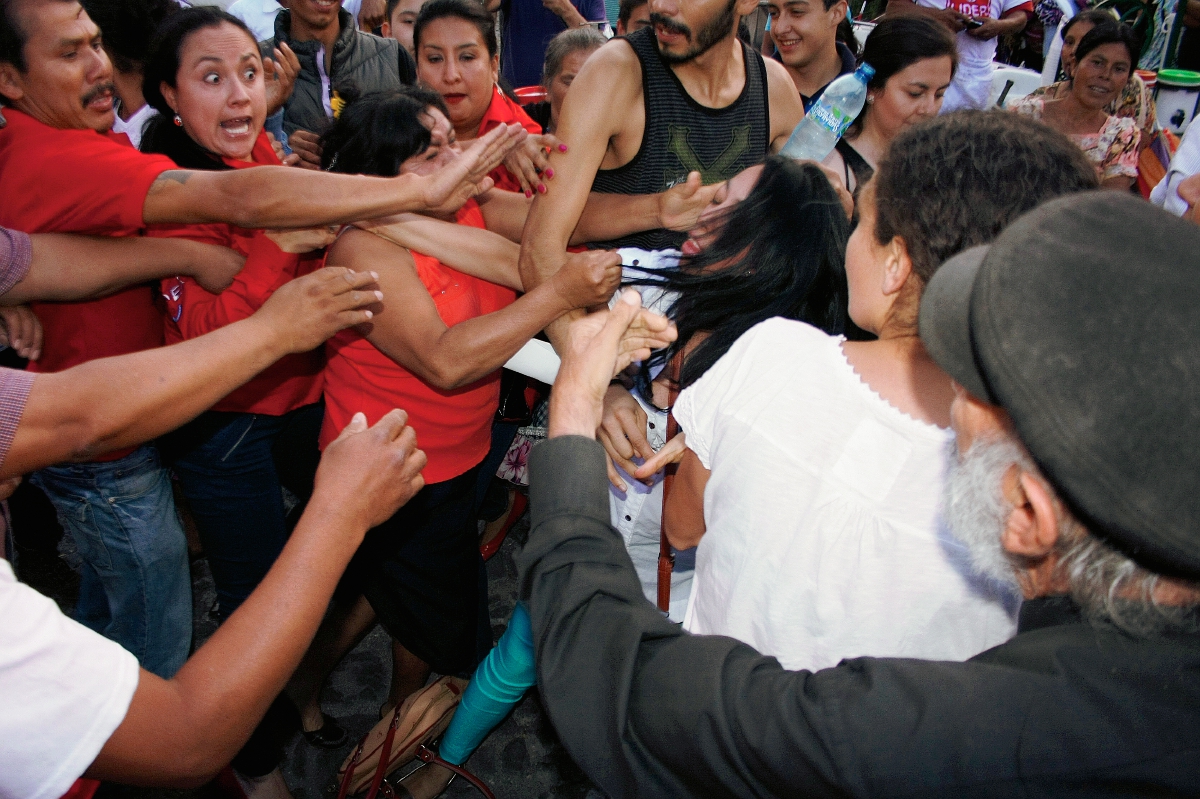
[919, 192, 1200, 580]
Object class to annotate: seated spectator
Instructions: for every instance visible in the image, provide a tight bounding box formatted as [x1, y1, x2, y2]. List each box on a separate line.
[285, 86, 623, 739]
[1010, 21, 1141, 190]
[414, 0, 551, 196]
[523, 190, 1200, 794]
[821, 16, 956, 198]
[615, 0, 649, 35]
[1026, 9, 1158, 152]
[1152, 115, 1200, 214]
[523, 25, 606, 132]
[381, 0, 423, 56]
[79, 0, 177, 148]
[664, 112, 1097, 673]
[139, 8, 336, 641]
[262, 0, 417, 168]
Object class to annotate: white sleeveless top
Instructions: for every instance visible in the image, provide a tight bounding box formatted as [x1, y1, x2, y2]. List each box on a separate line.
[674, 318, 1019, 671]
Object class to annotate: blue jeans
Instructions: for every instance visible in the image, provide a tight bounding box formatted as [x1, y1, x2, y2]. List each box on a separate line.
[167, 404, 321, 620]
[33, 445, 192, 677]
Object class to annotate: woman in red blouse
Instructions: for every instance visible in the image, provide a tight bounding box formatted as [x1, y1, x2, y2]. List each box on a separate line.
[139, 8, 338, 675]
[306, 85, 621, 715]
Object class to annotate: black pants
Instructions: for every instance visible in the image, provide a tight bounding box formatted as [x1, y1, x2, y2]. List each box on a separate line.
[346, 465, 491, 677]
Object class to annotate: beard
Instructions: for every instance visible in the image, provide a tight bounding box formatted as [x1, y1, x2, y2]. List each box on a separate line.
[650, 0, 737, 64]
[942, 436, 1027, 591]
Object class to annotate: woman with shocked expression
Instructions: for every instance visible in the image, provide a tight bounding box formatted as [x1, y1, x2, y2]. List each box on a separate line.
[139, 11, 341, 764]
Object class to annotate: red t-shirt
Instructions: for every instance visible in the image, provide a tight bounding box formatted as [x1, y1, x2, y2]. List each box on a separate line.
[477, 87, 542, 194]
[320, 201, 517, 484]
[0, 109, 173, 376]
[150, 133, 324, 416]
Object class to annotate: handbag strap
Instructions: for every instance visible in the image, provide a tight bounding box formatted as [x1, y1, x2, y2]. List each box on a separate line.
[336, 737, 369, 799]
[656, 352, 683, 613]
[415, 744, 498, 799]
[365, 706, 405, 799]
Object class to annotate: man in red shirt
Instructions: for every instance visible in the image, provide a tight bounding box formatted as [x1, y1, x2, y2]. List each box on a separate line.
[0, 0, 523, 677]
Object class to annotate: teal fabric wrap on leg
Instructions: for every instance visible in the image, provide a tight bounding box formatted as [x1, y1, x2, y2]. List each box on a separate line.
[438, 603, 536, 765]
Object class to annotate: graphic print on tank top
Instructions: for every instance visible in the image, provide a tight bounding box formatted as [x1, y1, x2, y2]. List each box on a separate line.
[591, 26, 770, 251]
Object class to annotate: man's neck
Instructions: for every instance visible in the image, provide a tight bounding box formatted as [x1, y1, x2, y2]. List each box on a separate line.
[112, 70, 145, 121]
[786, 40, 842, 100]
[290, 13, 342, 65]
[669, 34, 746, 109]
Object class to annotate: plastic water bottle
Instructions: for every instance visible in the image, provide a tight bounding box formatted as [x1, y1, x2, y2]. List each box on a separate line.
[780, 63, 876, 162]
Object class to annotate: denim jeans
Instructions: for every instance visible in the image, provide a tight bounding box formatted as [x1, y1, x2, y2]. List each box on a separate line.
[32, 445, 192, 678]
[166, 404, 322, 620]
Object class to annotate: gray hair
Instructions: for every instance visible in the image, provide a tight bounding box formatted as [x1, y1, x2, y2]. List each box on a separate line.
[946, 434, 1200, 638]
[541, 27, 606, 87]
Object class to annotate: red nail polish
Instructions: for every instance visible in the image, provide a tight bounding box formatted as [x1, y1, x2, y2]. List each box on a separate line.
[545, 168, 554, 178]
[525, 190, 533, 198]
[558, 143, 568, 152]
[537, 183, 546, 193]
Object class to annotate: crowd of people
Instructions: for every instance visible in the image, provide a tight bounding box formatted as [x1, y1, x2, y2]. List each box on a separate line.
[2, 0, 1199, 796]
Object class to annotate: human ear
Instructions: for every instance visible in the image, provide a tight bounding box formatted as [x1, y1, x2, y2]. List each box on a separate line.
[381, 20, 391, 36]
[880, 236, 913, 297]
[0, 63, 25, 104]
[1000, 469, 1061, 559]
[735, 0, 759, 18]
[160, 81, 179, 113]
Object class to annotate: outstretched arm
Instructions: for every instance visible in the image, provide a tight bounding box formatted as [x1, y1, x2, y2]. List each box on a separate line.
[88, 410, 427, 786]
[5, 268, 380, 477]
[141, 124, 526, 228]
[1, 233, 246, 305]
[328, 230, 620, 389]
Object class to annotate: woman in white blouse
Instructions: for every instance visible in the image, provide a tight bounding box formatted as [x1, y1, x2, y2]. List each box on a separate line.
[662, 112, 1100, 670]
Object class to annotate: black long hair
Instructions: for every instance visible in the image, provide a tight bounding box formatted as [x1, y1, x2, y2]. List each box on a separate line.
[1072, 21, 1140, 77]
[638, 157, 850, 394]
[320, 85, 450, 174]
[848, 16, 957, 134]
[139, 6, 257, 169]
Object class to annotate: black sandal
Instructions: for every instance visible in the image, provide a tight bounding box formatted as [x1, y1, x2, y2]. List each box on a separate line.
[301, 713, 348, 748]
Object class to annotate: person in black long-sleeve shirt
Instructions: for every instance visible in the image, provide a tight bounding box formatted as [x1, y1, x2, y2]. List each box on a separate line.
[522, 192, 1200, 796]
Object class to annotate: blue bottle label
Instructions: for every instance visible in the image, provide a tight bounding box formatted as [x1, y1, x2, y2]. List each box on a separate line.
[810, 103, 852, 138]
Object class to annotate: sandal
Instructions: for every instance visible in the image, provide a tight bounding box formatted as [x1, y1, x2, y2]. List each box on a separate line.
[301, 713, 348, 748]
[479, 489, 527, 561]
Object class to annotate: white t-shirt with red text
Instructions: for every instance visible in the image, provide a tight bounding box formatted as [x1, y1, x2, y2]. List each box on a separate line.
[917, 0, 1033, 110]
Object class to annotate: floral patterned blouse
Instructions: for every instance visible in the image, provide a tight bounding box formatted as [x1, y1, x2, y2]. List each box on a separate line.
[1025, 73, 1159, 149]
[1009, 96, 1141, 180]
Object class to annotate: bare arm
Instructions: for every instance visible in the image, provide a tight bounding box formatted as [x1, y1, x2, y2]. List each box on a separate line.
[663, 447, 709, 549]
[88, 410, 426, 786]
[764, 57, 806, 152]
[329, 230, 620, 389]
[1, 235, 245, 305]
[476, 177, 719, 246]
[4, 268, 379, 477]
[141, 124, 526, 228]
[357, 214, 525, 290]
[518, 42, 642, 344]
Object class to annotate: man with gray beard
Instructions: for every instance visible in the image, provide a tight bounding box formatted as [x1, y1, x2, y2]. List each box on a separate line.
[516, 188, 1200, 796]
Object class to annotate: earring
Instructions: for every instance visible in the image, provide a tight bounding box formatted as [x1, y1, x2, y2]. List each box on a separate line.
[866, 95, 875, 105]
[173, 114, 182, 126]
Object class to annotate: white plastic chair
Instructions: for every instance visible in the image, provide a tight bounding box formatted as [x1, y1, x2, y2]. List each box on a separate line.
[989, 66, 1045, 107]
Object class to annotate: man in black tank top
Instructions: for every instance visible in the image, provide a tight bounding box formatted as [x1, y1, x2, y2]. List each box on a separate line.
[518, 0, 806, 342]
